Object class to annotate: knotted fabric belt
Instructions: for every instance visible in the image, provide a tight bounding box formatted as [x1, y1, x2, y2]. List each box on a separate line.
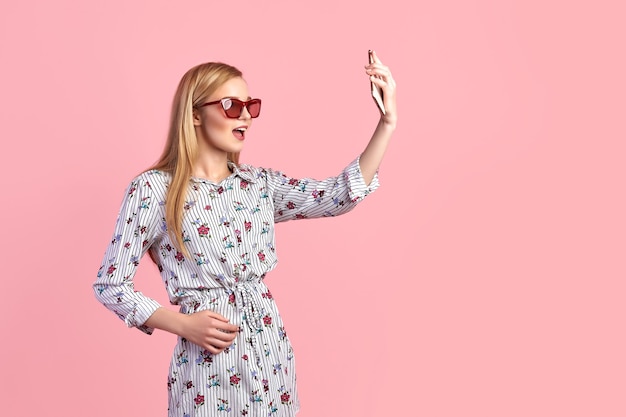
[180, 281, 265, 365]
[234, 281, 263, 332]
[233, 281, 264, 366]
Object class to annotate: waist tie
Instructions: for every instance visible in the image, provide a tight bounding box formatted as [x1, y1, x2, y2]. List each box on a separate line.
[233, 281, 264, 366]
[180, 281, 265, 366]
[235, 281, 263, 332]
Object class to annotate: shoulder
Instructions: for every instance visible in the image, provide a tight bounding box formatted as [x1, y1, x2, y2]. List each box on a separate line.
[237, 163, 288, 181]
[126, 169, 170, 198]
[138, 169, 171, 183]
[235, 163, 273, 183]
[236, 163, 262, 175]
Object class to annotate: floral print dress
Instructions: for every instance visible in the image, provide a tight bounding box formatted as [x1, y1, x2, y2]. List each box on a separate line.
[94, 157, 379, 417]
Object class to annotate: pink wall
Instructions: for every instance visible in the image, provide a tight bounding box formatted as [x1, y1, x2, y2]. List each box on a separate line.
[1, 1, 625, 416]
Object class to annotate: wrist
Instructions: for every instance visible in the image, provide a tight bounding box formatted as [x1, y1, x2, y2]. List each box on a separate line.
[379, 117, 397, 131]
[145, 307, 188, 337]
[173, 312, 189, 338]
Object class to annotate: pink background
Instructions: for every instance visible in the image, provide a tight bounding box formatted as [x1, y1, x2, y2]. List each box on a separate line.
[1, 1, 625, 416]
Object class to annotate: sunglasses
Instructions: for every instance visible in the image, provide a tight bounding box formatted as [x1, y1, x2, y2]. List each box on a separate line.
[197, 98, 262, 118]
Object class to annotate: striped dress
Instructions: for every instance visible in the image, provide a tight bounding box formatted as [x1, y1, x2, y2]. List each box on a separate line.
[94, 157, 379, 417]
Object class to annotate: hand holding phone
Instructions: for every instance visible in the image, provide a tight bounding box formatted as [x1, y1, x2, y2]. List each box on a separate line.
[368, 50, 386, 115]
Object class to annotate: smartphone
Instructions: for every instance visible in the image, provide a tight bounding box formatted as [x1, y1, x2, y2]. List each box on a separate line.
[369, 50, 386, 115]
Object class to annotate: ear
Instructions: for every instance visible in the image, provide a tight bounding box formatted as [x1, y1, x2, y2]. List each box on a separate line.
[192, 108, 202, 126]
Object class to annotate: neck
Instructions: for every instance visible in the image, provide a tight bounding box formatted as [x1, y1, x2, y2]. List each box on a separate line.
[193, 152, 232, 183]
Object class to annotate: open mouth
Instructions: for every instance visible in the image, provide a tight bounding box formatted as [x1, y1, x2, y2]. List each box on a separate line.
[233, 127, 247, 140]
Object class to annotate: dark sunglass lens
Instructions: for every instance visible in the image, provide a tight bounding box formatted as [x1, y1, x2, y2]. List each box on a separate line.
[247, 100, 261, 118]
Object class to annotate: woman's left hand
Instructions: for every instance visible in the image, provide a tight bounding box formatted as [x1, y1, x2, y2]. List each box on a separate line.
[365, 50, 397, 128]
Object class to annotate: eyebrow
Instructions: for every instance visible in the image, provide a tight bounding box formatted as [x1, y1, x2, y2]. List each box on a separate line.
[223, 96, 252, 100]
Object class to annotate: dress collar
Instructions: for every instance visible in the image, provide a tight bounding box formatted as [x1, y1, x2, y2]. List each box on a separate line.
[228, 161, 257, 183]
[189, 162, 257, 184]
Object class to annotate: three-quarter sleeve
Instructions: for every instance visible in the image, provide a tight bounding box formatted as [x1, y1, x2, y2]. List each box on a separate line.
[265, 156, 380, 223]
[94, 174, 163, 334]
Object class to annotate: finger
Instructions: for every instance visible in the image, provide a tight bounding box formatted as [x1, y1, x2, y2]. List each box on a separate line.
[207, 333, 237, 347]
[213, 320, 240, 333]
[370, 49, 381, 64]
[206, 342, 230, 354]
[205, 344, 222, 354]
[210, 327, 239, 341]
[370, 68, 396, 85]
[370, 76, 386, 87]
[364, 63, 388, 73]
[207, 337, 231, 348]
[366, 66, 392, 79]
[370, 75, 396, 90]
[205, 311, 229, 322]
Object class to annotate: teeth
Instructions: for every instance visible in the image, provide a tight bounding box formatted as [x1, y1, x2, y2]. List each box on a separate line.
[235, 127, 247, 132]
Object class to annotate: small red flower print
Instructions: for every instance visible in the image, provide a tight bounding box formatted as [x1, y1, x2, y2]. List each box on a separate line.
[240, 180, 249, 189]
[140, 225, 147, 234]
[123, 242, 131, 249]
[228, 293, 236, 305]
[106, 265, 116, 275]
[197, 349, 213, 366]
[217, 186, 224, 194]
[175, 251, 184, 262]
[312, 189, 325, 201]
[205, 205, 211, 210]
[244, 221, 252, 232]
[230, 375, 241, 385]
[194, 393, 205, 406]
[286, 201, 296, 210]
[263, 315, 272, 326]
[281, 392, 290, 404]
[295, 213, 307, 219]
[257, 251, 265, 262]
[242, 354, 248, 361]
[197, 225, 210, 236]
[262, 290, 273, 299]
[288, 178, 299, 186]
[185, 380, 194, 389]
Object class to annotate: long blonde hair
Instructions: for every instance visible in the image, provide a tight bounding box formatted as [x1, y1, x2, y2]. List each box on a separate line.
[149, 62, 243, 257]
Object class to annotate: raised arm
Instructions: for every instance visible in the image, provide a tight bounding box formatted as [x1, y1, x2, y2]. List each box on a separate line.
[359, 50, 397, 185]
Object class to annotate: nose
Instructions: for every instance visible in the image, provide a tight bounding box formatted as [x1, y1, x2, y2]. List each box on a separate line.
[239, 105, 252, 120]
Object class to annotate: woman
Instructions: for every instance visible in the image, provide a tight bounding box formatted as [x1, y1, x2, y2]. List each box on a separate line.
[94, 51, 396, 417]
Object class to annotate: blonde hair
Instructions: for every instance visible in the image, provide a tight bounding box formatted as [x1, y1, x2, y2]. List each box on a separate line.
[149, 62, 243, 257]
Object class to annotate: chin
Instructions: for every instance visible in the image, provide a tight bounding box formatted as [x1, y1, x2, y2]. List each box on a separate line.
[223, 143, 245, 154]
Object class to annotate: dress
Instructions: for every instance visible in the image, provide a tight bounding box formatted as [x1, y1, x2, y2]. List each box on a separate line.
[94, 157, 379, 417]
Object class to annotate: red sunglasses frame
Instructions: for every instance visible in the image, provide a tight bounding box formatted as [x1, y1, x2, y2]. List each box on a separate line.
[197, 98, 262, 118]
